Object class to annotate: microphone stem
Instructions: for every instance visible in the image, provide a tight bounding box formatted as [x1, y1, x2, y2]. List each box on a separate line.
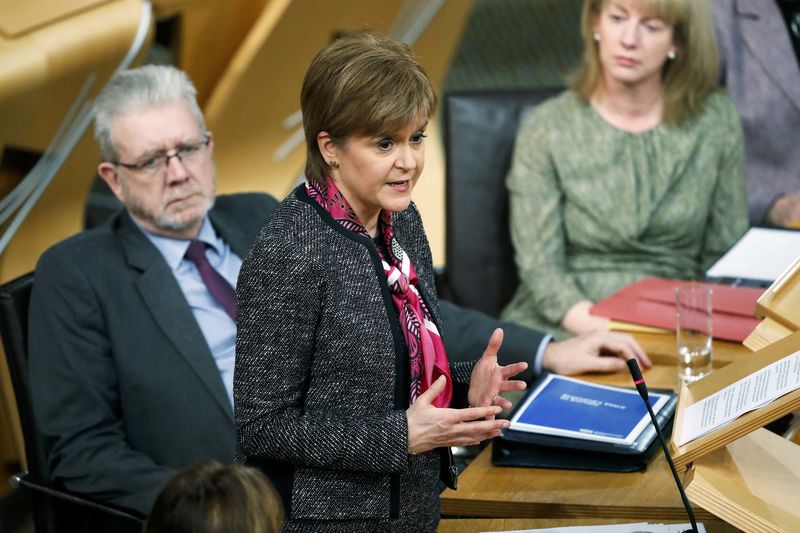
[645, 400, 699, 533]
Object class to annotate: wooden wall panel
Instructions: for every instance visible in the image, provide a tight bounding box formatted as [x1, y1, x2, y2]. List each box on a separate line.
[205, 0, 474, 265]
[0, 0, 152, 483]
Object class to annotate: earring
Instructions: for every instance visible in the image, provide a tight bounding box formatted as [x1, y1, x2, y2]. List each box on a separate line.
[667, 50, 676, 60]
[329, 159, 339, 168]
[593, 32, 600, 42]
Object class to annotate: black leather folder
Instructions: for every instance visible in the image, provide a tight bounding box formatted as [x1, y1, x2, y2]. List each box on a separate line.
[492, 385, 678, 473]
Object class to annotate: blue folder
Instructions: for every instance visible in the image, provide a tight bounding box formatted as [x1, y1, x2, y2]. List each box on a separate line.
[492, 373, 678, 473]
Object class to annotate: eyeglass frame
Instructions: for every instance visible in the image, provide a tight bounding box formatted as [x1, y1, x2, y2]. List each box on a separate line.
[111, 133, 211, 174]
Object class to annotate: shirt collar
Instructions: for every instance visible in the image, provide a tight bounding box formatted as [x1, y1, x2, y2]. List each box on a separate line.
[139, 216, 219, 270]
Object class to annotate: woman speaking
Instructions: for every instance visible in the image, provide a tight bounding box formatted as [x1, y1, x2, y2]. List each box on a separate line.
[234, 33, 526, 532]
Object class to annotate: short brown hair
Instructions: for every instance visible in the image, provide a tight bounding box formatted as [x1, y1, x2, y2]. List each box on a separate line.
[571, 0, 719, 124]
[301, 32, 437, 183]
[144, 460, 283, 533]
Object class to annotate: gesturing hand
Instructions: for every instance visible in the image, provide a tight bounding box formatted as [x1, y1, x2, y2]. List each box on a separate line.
[467, 328, 528, 417]
[406, 375, 510, 454]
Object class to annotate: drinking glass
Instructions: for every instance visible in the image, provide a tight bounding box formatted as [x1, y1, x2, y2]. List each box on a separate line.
[675, 285, 713, 384]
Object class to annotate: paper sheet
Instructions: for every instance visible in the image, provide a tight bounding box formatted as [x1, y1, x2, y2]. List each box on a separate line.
[706, 227, 800, 282]
[483, 522, 706, 533]
[678, 351, 800, 446]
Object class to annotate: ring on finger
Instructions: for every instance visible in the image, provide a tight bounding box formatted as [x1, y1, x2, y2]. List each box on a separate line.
[491, 395, 499, 405]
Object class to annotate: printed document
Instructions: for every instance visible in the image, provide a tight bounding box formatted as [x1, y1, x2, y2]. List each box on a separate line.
[483, 522, 707, 533]
[706, 227, 800, 282]
[678, 350, 800, 446]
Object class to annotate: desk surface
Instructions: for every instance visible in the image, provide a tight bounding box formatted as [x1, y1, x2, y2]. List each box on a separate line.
[440, 334, 752, 523]
[630, 332, 751, 369]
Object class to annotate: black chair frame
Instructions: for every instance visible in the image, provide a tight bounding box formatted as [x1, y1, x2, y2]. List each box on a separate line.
[441, 87, 562, 317]
[0, 272, 143, 532]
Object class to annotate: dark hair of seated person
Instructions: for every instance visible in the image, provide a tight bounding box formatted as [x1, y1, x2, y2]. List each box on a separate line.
[144, 460, 284, 533]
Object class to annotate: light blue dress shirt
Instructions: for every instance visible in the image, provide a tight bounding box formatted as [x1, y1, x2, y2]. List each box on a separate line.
[141, 217, 241, 407]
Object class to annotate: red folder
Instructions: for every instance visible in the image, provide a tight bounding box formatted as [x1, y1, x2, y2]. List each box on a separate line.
[590, 278, 764, 342]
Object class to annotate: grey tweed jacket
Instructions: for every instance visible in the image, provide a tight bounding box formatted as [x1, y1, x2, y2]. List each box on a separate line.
[234, 186, 473, 528]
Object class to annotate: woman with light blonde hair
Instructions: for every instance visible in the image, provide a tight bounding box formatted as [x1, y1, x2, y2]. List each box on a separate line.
[501, 0, 748, 338]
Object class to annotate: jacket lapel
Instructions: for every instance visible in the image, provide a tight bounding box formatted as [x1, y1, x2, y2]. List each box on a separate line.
[736, 0, 800, 113]
[116, 212, 234, 422]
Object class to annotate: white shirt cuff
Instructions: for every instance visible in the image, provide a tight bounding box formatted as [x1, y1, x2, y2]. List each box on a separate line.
[533, 333, 554, 376]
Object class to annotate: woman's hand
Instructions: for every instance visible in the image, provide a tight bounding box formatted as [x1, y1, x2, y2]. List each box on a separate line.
[561, 300, 610, 335]
[467, 328, 528, 417]
[767, 192, 800, 227]
[406, 376, 509, 454]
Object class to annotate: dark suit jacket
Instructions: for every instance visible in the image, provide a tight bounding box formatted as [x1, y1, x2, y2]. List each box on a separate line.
[28, 193, 278, 516]
[439, 300, 546, 384]
[713, 0, 800, 224]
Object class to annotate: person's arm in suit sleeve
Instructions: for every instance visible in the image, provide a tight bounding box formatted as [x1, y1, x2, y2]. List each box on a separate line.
[700, 96, 749, 271]
[28, 250, 172, 517]
[440, 300, 650, 384]
[710, 0, 796, 227]
[440, 299, 547, 384]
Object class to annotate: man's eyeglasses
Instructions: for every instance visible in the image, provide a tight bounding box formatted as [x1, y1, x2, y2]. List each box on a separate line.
[113, 135, 210, 176]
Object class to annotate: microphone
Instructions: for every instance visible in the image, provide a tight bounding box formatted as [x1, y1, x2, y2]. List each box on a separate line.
[626, 359, 699, 533]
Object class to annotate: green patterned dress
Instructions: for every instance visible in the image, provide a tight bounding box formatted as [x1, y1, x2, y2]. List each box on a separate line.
[500, 90, 749, 338]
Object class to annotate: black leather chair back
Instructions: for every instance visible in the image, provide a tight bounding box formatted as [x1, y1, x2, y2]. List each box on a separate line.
[443, 88, 561, 317]
[0, 273, 56, 531]
[0, 273, 43, 476]
[0, 273, 142, 533]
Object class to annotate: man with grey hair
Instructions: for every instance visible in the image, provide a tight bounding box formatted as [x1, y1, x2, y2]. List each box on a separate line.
[28, 65, 279, 519]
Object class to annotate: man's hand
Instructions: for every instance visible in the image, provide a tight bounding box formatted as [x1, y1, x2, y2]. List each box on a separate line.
[767, 192, 800, 227]
[541, 330, 651, 375]
[467, 328, 528, 416]
[406, 376, 510, 454]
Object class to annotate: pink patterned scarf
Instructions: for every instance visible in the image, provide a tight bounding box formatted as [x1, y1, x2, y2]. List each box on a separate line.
[307, 177, 452, 408]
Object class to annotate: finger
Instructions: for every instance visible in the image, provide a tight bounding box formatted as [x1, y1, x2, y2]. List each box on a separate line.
[441, 424, 503, 446]
[445, 434, 500, 448]
[494, 397, 514, 411]
[607, 332, 651, 368]
[447, 420, 508, 442]
[589, 354, 626, 373]
[448, 438, 485, 447]
[481, 328, 504, 360]
[499, 361, 529, 379]
[629, 337, 651, 368]
[458, 405, 502, 422]
[597, 333, 649, 369]
[416, 375, 447, 406]
[497, 379, 528, 393]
